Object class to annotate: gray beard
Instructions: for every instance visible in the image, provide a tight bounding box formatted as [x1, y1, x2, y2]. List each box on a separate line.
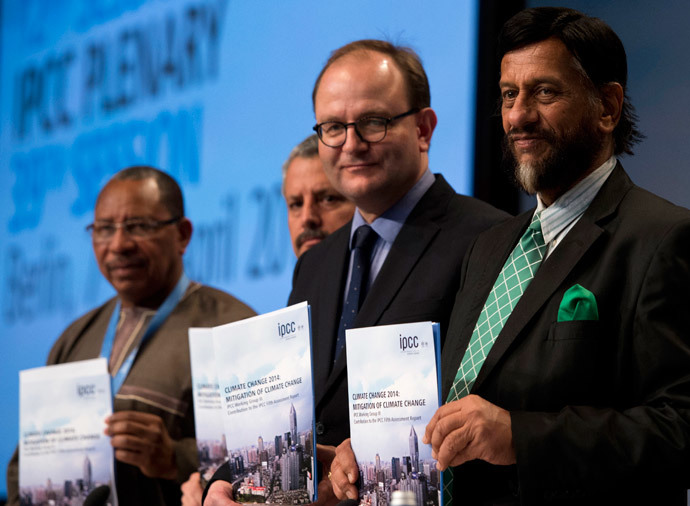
[504, 120, 604, 197]
[516, 161, 542, 195]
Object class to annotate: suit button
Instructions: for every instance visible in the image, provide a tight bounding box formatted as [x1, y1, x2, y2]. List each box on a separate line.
[316, 422, 325, 435]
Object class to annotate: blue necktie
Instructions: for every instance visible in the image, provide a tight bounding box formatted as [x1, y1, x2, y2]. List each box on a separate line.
[334, 225, 378, 362]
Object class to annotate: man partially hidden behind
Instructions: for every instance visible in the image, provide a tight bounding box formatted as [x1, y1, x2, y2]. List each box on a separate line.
[6, 166, 255, 505]
[283, 134, 355, 258]
[328, 7, 690, 505]
[203, 39, 508, 505]
[181, 135, 353, 505]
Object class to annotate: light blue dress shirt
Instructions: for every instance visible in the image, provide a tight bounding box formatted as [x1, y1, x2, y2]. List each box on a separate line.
[536, 156, 617, 258]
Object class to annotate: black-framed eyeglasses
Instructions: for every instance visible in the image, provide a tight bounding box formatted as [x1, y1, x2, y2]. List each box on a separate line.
[313, 108, 419, 148]
[86, 217, 181, 243]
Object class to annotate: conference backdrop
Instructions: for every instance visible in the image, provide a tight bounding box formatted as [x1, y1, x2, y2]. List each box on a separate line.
[0, 0, 480, 497]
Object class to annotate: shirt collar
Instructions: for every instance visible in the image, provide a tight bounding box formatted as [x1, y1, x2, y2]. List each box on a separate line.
[536, 156, 617, 244]
[350, 170, 435, 248]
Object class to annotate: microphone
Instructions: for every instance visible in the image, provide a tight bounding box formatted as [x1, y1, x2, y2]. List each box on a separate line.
[84, 485, 111, 506]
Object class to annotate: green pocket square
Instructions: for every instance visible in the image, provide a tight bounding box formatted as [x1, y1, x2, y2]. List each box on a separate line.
[557, 284, 599, 322]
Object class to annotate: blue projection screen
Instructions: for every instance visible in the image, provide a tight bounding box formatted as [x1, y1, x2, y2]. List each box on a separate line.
[0, 0, 479, 495]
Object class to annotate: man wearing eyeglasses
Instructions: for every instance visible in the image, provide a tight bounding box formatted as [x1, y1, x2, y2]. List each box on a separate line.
[6, 166, 255, 506]
[203, 39, 508, 506]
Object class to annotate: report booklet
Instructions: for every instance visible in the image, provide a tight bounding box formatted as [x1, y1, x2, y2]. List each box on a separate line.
[346, 321, 442, 506]
[189, 327, 227, 485]
[19, 357, 118, 506]
[213, 301, 316, 503]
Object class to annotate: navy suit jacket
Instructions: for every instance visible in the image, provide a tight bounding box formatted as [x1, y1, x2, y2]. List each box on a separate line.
[443, 165, 690, 505]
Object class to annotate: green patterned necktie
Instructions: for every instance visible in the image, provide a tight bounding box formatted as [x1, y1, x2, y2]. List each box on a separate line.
[443, 212, 546, 505]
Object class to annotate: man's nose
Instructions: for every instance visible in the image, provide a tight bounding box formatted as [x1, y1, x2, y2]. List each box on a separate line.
[107, 226, 137, 251]
[505, 95, 538, 130]
[340, 124, 369, 153]
[301, 199, 321, 227]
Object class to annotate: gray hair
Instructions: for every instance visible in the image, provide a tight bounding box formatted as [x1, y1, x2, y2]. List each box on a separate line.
[281, 134, 320, 193]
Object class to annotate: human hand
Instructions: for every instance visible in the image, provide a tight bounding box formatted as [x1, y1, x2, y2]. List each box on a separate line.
[104, 410, 176, 479]
[204, 480, 240, 506]
[306, 444, 338, 506]
[181, 472, 203, 506]
[423, 394, 515, 470]
[327, 439, 359, 501]
[202, 445, 342, 506]
[312, 475, 340, 506]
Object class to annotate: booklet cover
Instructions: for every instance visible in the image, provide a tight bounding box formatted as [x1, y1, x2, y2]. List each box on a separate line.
[347, 322, 442, 506]
[213, 301, 316, 504]
[19, 357, 118, 506]
[189, 327, 228, 485]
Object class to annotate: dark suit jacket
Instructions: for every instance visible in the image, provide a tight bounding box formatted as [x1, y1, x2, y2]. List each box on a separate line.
[289, 174, 509, 447]
[443, 165, 690, 505]
[203, 175, 508, 500]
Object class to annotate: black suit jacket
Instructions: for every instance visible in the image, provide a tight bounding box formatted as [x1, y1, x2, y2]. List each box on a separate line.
[289, 174, 509, 446]
[443, 165, 690, 505]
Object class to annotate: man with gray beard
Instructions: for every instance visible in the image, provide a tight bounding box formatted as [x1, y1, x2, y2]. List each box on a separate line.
[330, 7, 690, 505]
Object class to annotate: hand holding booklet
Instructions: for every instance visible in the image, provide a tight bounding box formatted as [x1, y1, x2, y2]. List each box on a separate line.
[211, 301, 317, 504]
[347, 321, 442, 506]
[19, 357, 117, 505]
[189, 327, 228, 485]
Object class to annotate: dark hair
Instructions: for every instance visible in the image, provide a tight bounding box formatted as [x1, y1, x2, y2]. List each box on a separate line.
[107, 166, 185, 217]
[312, 39, 430, 112]
[498, 7, 642, 155]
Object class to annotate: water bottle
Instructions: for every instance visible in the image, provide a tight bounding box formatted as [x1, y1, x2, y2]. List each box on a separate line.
[390, 490, 417, 506]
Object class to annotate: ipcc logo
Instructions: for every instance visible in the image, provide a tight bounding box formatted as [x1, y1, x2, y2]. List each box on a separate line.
[399, 334, 419, 351]
[77, 384, 96, 397]
[278, 321, 297, 339]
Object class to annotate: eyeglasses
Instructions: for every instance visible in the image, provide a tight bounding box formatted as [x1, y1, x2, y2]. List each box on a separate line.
[86, 217, 181, 243]
[313, 108, 419, 148]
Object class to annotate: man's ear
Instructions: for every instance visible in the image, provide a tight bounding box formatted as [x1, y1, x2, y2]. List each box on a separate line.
[416, 107, 438, 152]
[177, 218, 193, 254]
[598, 82, 624, 135]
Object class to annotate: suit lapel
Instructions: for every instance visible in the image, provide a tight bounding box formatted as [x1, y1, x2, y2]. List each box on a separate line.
[324, 176, 452, 393]
[471, 219, 604, 390]
[355, 175, 453, 327]
[472, 164, 633, 391]
[312, 226, 351, 406]
[325, 219, 442, 388]
[357, 219, 440, 325]
[441, 215, 529, 396]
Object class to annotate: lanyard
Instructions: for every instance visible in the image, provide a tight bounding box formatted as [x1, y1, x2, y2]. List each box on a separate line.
[100, 273, 190, 394]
